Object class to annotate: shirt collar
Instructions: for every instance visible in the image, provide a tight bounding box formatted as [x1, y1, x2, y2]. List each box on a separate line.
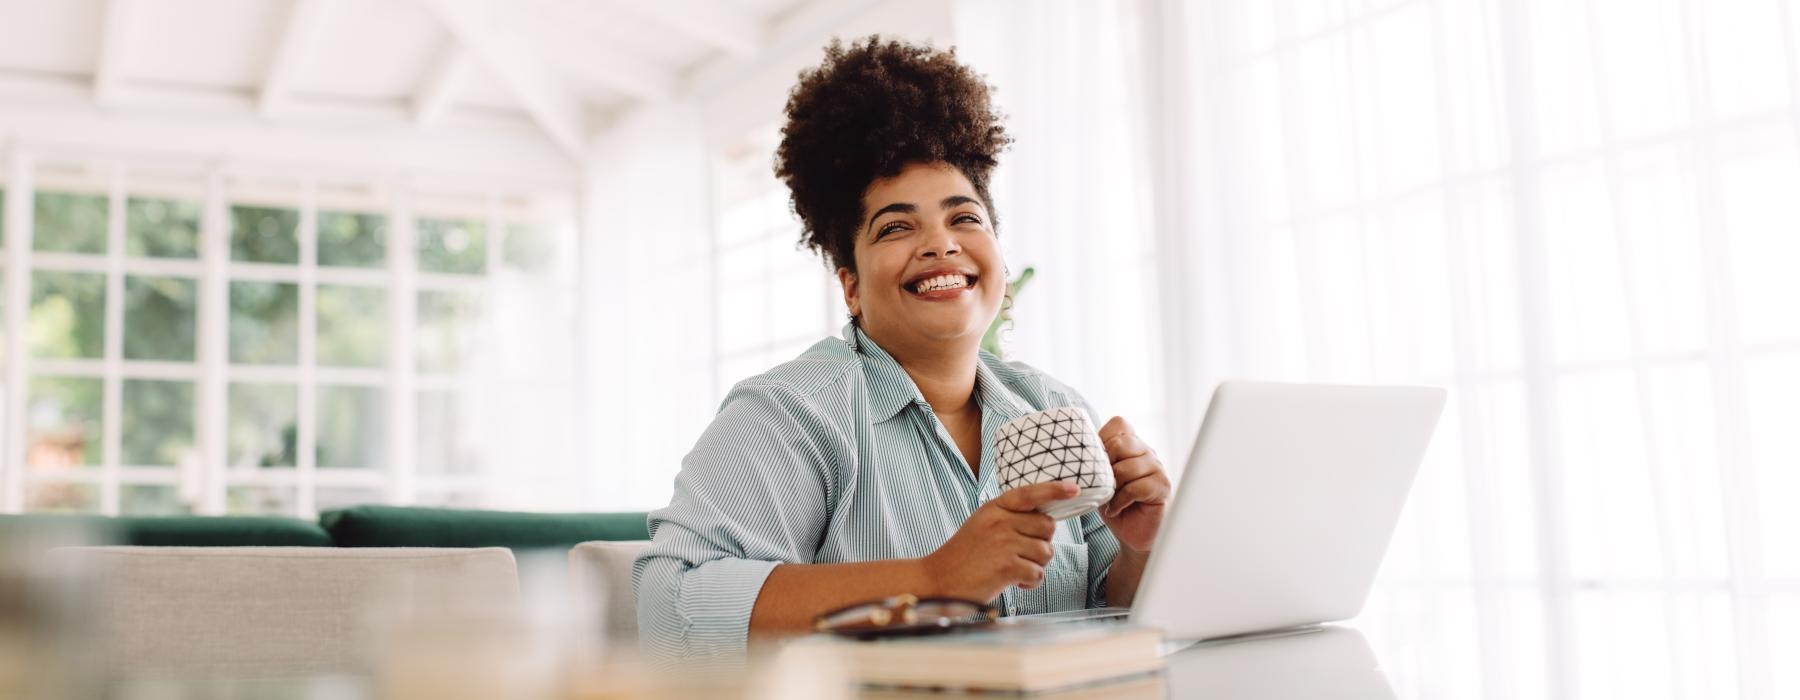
[973, 356, 1033, 425]
[846, 322, 925, 422]
[844, 322, 1036, 425]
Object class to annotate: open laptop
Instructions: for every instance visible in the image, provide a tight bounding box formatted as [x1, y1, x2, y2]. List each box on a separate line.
[1007, 380, 1446, 642]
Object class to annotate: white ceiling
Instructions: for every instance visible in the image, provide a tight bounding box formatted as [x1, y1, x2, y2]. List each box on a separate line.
[0, 0, 818, 163]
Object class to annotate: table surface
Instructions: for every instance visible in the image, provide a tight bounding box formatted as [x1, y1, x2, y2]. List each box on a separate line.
[89, 613, 1763, 699]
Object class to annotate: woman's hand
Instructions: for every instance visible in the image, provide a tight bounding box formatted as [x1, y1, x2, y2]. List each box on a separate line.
[1098, 416, 1172, 553]
[922, 481, 1076, 602]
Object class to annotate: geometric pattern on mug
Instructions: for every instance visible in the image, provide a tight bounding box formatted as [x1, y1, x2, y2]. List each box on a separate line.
[996, 406, 1109, 489]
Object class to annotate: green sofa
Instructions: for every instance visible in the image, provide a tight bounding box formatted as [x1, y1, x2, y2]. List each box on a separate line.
[0, 505, 651, 550]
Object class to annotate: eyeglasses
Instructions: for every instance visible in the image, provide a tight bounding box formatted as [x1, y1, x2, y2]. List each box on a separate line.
[814, 594, 999, 640]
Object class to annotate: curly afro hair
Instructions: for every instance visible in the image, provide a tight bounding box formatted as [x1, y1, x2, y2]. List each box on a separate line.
[775, 36, 1011, 273]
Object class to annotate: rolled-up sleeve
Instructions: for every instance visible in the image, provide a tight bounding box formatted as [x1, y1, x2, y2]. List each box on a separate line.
[632, 382, 843, 659]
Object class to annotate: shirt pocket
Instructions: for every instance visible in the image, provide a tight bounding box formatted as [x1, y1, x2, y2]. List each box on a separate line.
[1044, 541, 1091, 612]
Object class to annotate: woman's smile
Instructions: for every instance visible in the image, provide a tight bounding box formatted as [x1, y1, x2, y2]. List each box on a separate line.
[903, 266, 981, 301]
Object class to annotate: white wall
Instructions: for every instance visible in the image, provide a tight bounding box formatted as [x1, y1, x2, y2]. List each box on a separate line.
[579, 103, 716, 511]
[586, 0, 957, 512]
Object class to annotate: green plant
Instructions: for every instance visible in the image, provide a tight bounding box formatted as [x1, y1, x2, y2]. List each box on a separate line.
[981, 266, 1035, 358]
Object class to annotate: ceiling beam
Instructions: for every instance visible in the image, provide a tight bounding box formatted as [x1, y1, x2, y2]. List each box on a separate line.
[512, 3, 679, 103]
[412, 43, 472, 127]
[600, 0, 763, 57]
[259, 0, 338, 118]
[420, 0, 588, 161]
[0, 98, 580, 190]
[94, 0, 141, 105]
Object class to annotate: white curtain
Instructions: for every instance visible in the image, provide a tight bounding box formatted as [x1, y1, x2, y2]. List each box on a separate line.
[954, 0, 1800, 697]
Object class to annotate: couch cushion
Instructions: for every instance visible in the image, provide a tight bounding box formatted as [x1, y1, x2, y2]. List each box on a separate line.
[0, 514, 332, 547]
[50, 546, 518, 678]
[568, 540, 652, 649]
[320, 505, 649, 550]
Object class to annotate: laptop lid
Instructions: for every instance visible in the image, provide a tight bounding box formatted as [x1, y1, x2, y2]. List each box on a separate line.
[1130, 381, 1446, 641]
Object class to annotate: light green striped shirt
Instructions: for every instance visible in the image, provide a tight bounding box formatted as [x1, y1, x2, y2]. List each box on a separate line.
[634, 323, 1121, 658]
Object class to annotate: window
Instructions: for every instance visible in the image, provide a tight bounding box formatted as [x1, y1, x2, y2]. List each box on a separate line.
[0, 163, 577, 516]
[709, 128, 844, 401]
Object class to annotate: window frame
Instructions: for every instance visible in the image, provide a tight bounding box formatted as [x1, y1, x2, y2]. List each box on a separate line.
[0, 155, 561, 517]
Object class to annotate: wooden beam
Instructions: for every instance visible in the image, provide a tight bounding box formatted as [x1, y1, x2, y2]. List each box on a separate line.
[94, 0, 140, 105]
[413, 42, 472, 127]
[600, 0, 762, 57]
[420, 0, 592, 160]
[259, 0, 338, 118]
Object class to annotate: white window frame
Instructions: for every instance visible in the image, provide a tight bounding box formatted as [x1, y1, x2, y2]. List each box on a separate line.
[0, 150, 570, 517]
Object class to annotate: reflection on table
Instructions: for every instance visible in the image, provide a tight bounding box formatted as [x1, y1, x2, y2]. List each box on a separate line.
[1163, 626, 1394, 699]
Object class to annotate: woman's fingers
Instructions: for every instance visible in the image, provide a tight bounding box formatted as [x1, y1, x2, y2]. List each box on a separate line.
[994, 480, 1079, 512]
[1099, 416, 1152, 462]
[1010, 512, 1057, 540]
[1103, 473, 1171, 518]
[1110, 454, 1161, 483]
[1009, 557, 1047, 589]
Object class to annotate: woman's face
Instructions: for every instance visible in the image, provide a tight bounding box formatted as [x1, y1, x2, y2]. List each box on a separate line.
[839, 162, 1006, 354]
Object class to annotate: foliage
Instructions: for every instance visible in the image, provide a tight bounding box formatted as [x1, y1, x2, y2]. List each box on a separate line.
[231, 205, 299, 264]
[124, 276, 197, 361]
[318, 211, 386, 268]
[33, 191, 107, 254]
[127, 197, 200, 258]
[317, 285, 387, 367]
[122, 379, 194, 465]
[981, 266, 1036, 358]
[29, 271, 105, 359]
[417, 218, 486, 275]
[229, 281, 299, 364]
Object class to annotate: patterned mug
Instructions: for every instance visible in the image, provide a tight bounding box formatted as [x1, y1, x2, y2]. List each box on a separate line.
[994, 407, 1116, 520]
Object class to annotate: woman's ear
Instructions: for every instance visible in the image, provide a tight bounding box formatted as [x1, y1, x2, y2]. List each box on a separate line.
[836, 267, 859, 318]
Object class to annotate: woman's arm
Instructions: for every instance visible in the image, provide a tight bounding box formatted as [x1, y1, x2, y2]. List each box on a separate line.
[634, 384, 844, 658]
[749, 481, 1081, 636]
[750, 559, 935, 634]
[1102, 547, 1151, 607]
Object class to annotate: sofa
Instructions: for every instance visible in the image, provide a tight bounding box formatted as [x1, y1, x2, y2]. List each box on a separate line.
[1, 506, 654, 680]
[0, 504, 651, 549]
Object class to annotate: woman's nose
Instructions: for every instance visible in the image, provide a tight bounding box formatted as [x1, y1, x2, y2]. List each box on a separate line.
[917, 226, 960, 258]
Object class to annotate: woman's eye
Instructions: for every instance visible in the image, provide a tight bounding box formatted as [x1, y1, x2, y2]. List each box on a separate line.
[954, 214, 982, 225]
[877, 223, 906, 238]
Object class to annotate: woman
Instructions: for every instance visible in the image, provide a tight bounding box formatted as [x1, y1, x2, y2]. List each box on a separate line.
[634, 37, 1172, 658]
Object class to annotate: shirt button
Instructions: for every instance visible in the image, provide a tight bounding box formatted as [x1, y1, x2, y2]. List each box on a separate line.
[1007, 605, 1018, 616]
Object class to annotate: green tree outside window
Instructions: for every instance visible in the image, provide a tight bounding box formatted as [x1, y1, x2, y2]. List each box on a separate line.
[127, 197, 200, 258]
[231, 205, 299, 264]
[33, 191, 107, 254]
[417, 217, 486, 274]
[229, 281, 299, 364]
[122, 379, 194, 466]
[124, 276, 197, 361]
[318, 211, 386, 267]
[29, 271, 105, 359]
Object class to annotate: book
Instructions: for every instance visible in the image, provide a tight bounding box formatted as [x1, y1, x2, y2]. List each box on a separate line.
[817, 621, 1163, 694]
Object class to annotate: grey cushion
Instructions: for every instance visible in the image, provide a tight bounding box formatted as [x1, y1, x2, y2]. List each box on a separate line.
[567, 540, 651, 650]
[50, 546, 518, 679]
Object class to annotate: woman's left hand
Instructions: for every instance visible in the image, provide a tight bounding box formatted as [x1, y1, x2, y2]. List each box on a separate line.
[1096, 416, 1172, 553]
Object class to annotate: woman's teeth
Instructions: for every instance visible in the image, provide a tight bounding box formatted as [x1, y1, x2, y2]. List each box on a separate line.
[913, 274, 971, 293]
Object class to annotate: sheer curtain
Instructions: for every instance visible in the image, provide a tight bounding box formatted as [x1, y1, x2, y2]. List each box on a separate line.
[955, 0, 1800, 697]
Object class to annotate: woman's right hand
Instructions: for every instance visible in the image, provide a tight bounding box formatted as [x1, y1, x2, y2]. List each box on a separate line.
[921, 481, 1076, 602]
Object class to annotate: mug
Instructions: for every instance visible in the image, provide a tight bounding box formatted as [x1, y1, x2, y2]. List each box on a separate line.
[994, 406, 1115, 520]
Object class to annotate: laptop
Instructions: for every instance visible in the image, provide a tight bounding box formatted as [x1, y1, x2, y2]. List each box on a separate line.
[1007, 380, 1446, 642]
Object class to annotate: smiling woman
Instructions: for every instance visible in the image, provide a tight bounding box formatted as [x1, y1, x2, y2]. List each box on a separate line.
[632, 37, 1172, 660]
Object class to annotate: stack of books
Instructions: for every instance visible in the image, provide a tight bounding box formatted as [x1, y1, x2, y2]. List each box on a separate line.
[819, 621, 1163, 694]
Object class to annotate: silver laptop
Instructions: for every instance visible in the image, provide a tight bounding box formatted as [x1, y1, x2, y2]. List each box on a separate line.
[1008, 381, 1446, 642]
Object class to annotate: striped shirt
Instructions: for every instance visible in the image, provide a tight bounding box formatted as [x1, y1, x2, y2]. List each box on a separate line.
[633, 322, 1122, 658]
